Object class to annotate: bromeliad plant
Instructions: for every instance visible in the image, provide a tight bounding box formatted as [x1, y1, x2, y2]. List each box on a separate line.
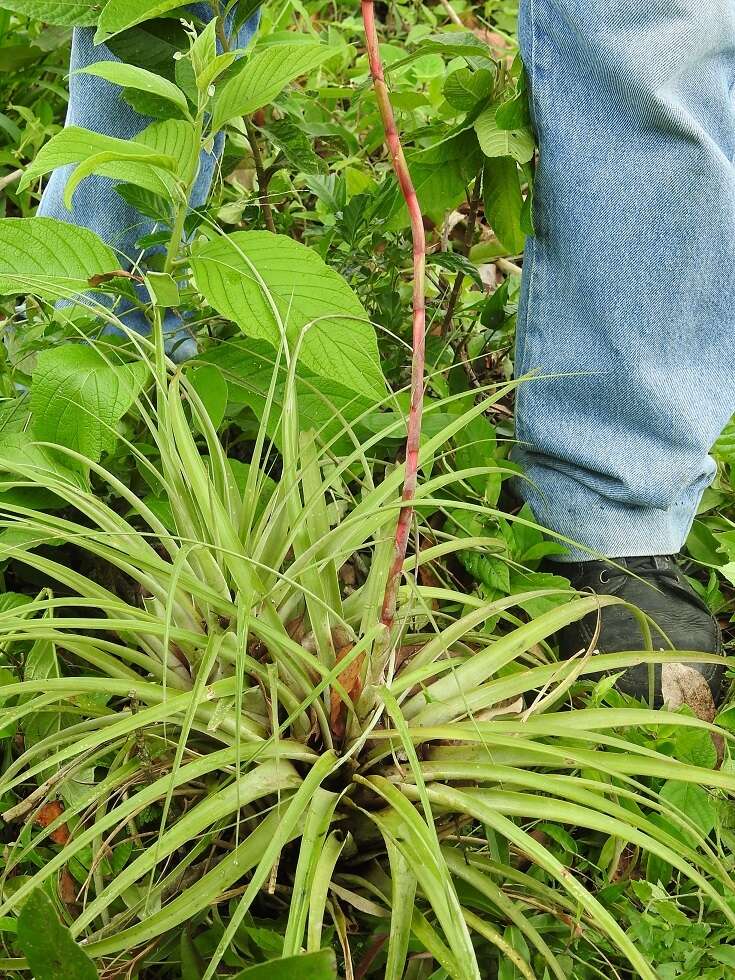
[0, 4, 734, 980]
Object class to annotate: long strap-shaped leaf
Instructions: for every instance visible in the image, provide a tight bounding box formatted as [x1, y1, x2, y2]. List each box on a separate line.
[384, 841, 417, 980]
[442, 846, 566, 980]
[203, 751, 341, 980]
[358, 774, 480, 980]
[283, 788, 341, 956]
[73, 759, 302, 934]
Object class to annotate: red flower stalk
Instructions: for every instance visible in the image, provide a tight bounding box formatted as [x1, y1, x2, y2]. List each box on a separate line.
[361, 0, 427, 631]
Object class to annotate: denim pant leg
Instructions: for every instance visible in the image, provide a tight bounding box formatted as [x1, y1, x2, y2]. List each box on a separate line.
[37, 6, 259, 360]
[514, 0, 735, 559]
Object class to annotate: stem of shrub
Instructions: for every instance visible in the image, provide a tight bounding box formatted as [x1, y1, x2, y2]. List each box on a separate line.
[441, 174, 482, 337]
[245, 117, 277, 234]
[361, 0, 426, 631]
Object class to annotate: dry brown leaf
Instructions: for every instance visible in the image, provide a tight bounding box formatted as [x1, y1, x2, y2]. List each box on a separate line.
[59, 867, 78, 906]
[661, 662, 724, 764]
[35, 800, 70, 845]
[330, 643, 364, 739]
[661, 663, 716, 722]
[472, 696, 524, 722]
[87, 269, 140, 287]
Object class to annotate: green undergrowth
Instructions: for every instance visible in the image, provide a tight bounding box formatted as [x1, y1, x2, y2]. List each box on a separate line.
[0, 2, 733, 978]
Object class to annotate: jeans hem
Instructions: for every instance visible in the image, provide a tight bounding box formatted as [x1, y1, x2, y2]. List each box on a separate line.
[516, 468, 702, 561]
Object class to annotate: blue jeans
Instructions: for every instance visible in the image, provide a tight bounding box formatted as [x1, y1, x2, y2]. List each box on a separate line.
[37, 5, 259, 361]
[514, 0, 735, 558]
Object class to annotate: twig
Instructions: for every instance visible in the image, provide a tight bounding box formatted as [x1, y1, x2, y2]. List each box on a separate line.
[214, 9, 276, 234]
[441, 175, 482, 337]
[361, 0, 426, 631]
[438, 0, 464, 27]
[245, 117, 277, 234]
[496, 256, 523, 277]
[0, 168, 22, 194]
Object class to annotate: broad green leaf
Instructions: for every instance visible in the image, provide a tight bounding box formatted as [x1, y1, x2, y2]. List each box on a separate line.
[426, 250, 484, 288]
[145, 271, 180, 308]
[62, 148, 178, 210]
[233, 949, 337, 979]
[483, 157, 526, 254]
[712, 947, 735, 967]
[191, 232, 384, 400]
[95, 0, 190, 42]
[474, 105, 535, 164]
[105, 17, 189, 82]
[21, 615, 78, 762]
[0, 45, 47, 71]
[0, 593, 32, 615]
[388, 31, 493, 73]
[77, 61, 190, 116]
[443, 67, 494, 112]
[383, 129, 482, 230]
[658, 781, 716, 841]
[674, 727, 717, 769]
[0, 1, 98, 26]
[17, 889, 98, 980]
[188, 364, 228, 431]
[18, 126, 183, 203]
[180, 929, 206, 980]
[454, 414, 498, 497]
[496, 89, 532, 131]
[498, 925, 532, 980]
[31, 346, 149, 462]
[135, 118, 199, 177]
[0, 434, 87, 510]
[189, 18, 217, 83]
[200, 338, 377, 454]
[0, 218, 118, 300]
[212, 43, 337, 130]
[264, 117, 324, 174]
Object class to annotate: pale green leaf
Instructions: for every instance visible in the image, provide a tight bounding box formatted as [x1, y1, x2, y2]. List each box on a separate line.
[18, 125, 186, 202]
[0, 0, 99, 26]
[191, 232, 385, 400]
[31, 346, 149, 462]
[474, 105, 535, 163]
[77, 61, 190, 116]
[212, 43, 337, 130]
[233, 949, 337, 979]
[95, 0, 189, 42]
[0, 218, 118, 300]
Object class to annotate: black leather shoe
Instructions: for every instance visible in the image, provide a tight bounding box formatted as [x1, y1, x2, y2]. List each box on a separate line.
[549, 555, 725, 707]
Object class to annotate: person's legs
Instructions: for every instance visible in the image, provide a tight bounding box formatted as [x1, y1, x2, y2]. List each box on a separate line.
[515, 0, 735, 560]
[37, 5, 259, 360]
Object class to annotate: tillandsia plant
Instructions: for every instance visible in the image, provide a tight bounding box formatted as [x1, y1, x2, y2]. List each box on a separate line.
[0, 4, 733, 980]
